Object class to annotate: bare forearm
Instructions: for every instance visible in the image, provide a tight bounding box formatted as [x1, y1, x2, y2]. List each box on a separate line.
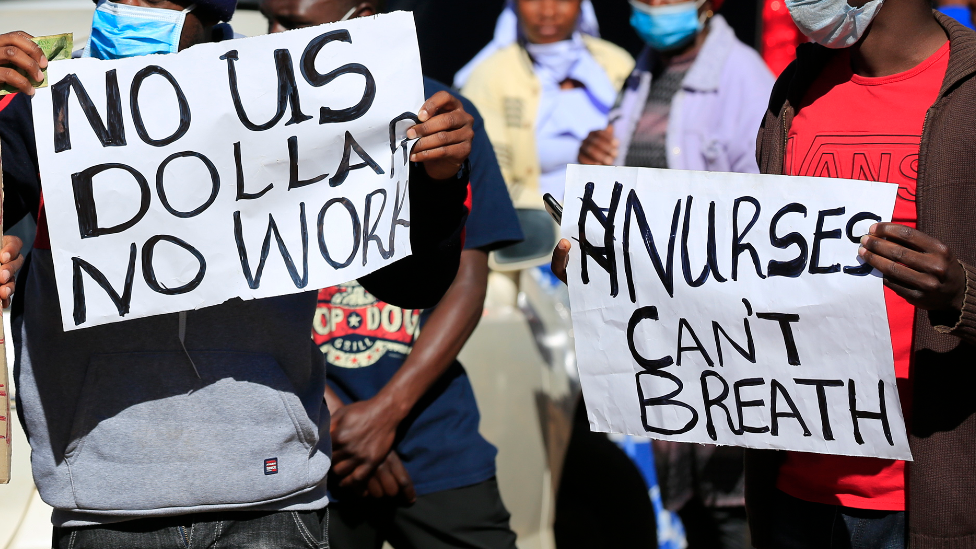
[325, 385, 345, 415]
[375, 249, 489, 420]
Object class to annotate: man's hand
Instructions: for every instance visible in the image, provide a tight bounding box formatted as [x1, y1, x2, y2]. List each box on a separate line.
[578, 126, 617, 166]
[0, 235, 24, 308]
[0, 32, 47, 96]
[407, 91, 474, 180]
[330, 397, 402, 490]
[364, 452, 417, 504]
[551, 238, 571, 285]
[859, 222, 967, 311]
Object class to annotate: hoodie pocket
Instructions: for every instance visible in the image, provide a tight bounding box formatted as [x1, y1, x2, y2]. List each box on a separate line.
[64, 351, 318, 511]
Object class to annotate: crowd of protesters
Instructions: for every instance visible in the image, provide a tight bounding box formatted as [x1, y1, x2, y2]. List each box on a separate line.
[1, 0, 975, 548]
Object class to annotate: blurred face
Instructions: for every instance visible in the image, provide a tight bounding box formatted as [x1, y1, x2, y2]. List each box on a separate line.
[260, 0, 370, 32]
[109, 0, 215, 49]
[517, 0, 582, 44]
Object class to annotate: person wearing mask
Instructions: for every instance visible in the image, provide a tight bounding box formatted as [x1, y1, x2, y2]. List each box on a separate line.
[0, 0, 476, 545]
[261, 1, 525, 547]
[744, 0, 976, 546]
[571, 1, 773, 548]
[461, 0, 634, 208]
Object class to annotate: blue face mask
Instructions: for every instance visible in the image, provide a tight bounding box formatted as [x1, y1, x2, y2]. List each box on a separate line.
[629, 0, 706, 52]
[84, 0, 196, 60]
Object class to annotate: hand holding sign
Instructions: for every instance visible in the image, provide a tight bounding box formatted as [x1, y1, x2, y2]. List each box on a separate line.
[0, 236, 25, 308]
[407, 91, 474, 181]
[860, 222, 967, 312]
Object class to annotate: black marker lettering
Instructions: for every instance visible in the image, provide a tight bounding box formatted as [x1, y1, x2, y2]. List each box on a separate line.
[809, 207, 845, 274]
[629, 307, 696, 435]
[72, 163, 150, 239]
[330, 131, 384, 187]
[72, 243, 137, 325]
[578, 181, 622, 296]
[362, 189, 391, 264]
[734, 378, 769, 434]
[387, 112, 420, 177]
[288, 135, 329, 189]
[301, 30, 377, 124]
[156, 151, 220, 218]
[220, 49, 312, 131]
[130, 66, 191, 146]
[701, 370, 741, 440]
[767, 203, 808, 278]
[712, 300, 755, 366]
[732, 196, 766, 280]
[681, 196, 710, 287]
[756, 312, 802, 365]
[844, 212, 882, 275]
[795, 379, 844, 440]
[849, 379, 894, 446]
[234, 142, 273, 200]
[317, 198, 361, 269]
[677, 317, 714, 367]
[141, 235, 206, 294]
[623, 191, 679, 301]
[233, 203, 309, 289]
[52, 71, 126, 153]
[770, 380, 811, 436]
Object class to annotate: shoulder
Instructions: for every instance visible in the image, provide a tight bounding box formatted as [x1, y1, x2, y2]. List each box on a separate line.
[583, 35, 637, 83]
[464, 44, 527, 89]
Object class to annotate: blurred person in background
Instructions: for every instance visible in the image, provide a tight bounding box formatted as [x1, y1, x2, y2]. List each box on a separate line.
[262, 1, 525, 548]
[571, 0, 773, 547]
[461, 0, 634, 208]
[762, 0, 806, 76]
[936, 0, 976, 29]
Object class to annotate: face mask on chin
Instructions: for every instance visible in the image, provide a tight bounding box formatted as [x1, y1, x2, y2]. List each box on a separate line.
[629, 0, 707, 52]
[785, 0, 884, 49]
[84, 0, 196, 60]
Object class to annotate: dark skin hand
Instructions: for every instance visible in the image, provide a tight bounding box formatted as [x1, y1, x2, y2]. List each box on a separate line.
[327, 249, 491, 496]
[260, 0, 475, 181]
[577, 0, 711, 166]
[0, 236, 24, 308]
[860, 223, 966, 312]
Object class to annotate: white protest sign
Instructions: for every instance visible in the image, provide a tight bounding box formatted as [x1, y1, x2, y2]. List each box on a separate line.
[31, 13, 424, 330]
[563, 165, 911, 460]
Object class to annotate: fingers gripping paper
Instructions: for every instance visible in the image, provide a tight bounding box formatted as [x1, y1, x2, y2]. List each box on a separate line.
[31, 13, 424, 330]
[563, 165, 911, 460]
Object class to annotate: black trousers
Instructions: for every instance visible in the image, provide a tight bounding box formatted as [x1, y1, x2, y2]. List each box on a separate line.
[327, 478, 518, 549]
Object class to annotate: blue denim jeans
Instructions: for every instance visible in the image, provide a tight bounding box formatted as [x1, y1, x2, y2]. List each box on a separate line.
[53, 509, 329, 549]
[768, 490, 905, 549]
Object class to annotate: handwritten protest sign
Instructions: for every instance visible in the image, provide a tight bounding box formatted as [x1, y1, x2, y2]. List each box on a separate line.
[563, 165, 911, 460]
[31, 13, 423, 330]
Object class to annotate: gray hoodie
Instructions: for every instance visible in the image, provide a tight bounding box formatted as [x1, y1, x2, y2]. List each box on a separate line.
[14, 162, 466, 527]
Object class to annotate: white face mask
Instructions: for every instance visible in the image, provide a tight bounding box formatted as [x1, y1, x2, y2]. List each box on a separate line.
[785, 0, 885, 49]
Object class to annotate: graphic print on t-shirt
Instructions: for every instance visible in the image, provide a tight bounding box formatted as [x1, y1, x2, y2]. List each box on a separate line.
[776, 40, 949, 511]
[313, 282, 421, 368]
[785, 134, 919, 205]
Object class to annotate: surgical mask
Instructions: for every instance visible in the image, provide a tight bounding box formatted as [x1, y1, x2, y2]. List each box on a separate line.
[785, 0, 884, 49]
[84, 0, 196, 60]
[525, 35, 587, 83]
[629, 0, 707, 52]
